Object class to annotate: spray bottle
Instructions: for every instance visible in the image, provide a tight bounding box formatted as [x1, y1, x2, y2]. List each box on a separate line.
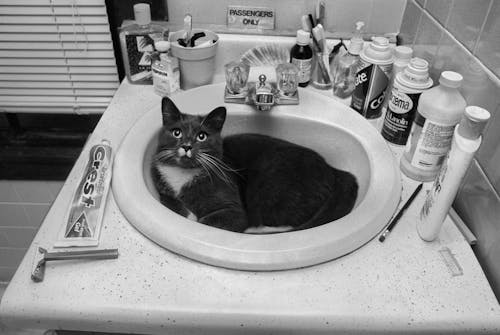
[418, 106, 490, 241]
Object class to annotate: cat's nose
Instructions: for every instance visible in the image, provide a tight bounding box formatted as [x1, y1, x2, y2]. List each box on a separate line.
[181, 144, 192, 151]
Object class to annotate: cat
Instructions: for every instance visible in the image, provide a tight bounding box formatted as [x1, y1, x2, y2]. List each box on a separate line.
[151, 97, 248, 232]
[152, 97, 358, 233]
[223, 134, 358, 232]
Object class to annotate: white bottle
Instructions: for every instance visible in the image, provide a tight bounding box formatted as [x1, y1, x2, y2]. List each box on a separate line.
[400, 71, 467, 181]
[152, 41, 180, 97]
[417, 106, 490, 241]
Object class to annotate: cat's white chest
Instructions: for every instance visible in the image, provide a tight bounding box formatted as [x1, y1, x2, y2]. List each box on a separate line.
[157, 165, 201, 197]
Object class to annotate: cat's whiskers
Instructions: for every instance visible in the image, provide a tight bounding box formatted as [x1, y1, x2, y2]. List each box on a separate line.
[199, 152, 242, 175]
[197, 154, 234, 187]
[195, 156, 214, 184]
[154, 149, 176, 163]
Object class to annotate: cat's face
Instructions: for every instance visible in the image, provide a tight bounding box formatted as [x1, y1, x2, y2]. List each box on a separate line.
[155, 97, 226, 169]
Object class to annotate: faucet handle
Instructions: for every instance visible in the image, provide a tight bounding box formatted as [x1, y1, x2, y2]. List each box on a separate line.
[254, 74, 275, 111]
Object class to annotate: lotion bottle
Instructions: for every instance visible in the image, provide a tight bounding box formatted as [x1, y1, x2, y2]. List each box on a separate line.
[417, 106, 490, 241]
[400, 71, 467, 181]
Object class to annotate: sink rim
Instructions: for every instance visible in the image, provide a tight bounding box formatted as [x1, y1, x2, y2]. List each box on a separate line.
[112, 83, 401, 270]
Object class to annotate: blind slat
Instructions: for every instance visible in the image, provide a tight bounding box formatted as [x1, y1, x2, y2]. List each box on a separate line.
[0, 25, 110, 34]
[0, 58, 116, 67]
[3, 73, 118, 82]
[0, 33, 112, 42]
[2, 6, 106, 16]
[0, 88, 117, 97]
[1, 106, 107, 115]
[2, 50, 115, 58]
[0, 0, 104, 6]
[0, 81, 119, 89]
[0, 66, 118, 74]
[1, 15, 110, 25]
[0, 41, 113, 50]
[1, 96, 112, 104]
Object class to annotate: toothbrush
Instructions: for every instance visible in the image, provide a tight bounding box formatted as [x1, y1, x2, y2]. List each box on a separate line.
[312, 24, 327, 53]
[315, 0, 326, 26]
[301, 14, 312, 32]
[183, 14, 192, 45]
[312, 24, 331, 84]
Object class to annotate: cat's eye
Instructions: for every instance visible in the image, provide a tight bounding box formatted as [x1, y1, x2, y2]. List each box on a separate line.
[197, 132, 208, 142]
[172, 129, 182, 138]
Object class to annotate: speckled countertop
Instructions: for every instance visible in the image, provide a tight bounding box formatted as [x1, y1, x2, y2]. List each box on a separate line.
[1, 80, 499, 335]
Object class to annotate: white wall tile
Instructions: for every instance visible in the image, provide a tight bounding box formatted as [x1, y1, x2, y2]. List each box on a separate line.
[12, 181, 53, 204]
[0, 181, 19, 203]
[0, 266, 17, 282]
[0, 204, 30, 227]
[0, 227, 38, 248]
[0, 248, 27, 268]
[23, 204, 51, 228]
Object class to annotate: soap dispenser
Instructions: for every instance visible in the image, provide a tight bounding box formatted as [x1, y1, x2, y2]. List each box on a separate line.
[119, 3, 166, 84]
[332, 21, 364, 98]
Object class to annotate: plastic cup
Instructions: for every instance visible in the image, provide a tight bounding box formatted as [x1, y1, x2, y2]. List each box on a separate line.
[169, 29, 219, 90]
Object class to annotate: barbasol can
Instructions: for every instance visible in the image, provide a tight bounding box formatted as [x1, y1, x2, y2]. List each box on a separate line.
[351, 37, 393, 119]
[381, 57, 433, 145]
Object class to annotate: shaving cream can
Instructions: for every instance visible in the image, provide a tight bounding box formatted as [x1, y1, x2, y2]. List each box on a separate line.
[350, 37, 393, 119]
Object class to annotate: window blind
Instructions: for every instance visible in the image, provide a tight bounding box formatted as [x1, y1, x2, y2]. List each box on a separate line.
[0, 0, 119, 114]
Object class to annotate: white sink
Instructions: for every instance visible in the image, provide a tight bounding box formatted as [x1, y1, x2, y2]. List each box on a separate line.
[112, 83, 401, 270]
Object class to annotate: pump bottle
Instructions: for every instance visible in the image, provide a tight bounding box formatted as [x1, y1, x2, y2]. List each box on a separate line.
[119, 3, 166, 84]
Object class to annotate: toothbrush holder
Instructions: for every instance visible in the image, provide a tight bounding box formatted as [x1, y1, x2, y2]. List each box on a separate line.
[169, 29, 219, 90]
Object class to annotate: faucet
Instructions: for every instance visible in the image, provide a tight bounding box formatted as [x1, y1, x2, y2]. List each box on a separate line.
[253, 74, 275, 111]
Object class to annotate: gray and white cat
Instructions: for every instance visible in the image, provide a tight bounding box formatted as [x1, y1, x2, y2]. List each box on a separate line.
[152, 97, 358, 233]
[151, 97, 248, 232]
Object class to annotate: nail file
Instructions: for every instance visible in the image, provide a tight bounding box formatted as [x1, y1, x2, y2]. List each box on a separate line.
[439, 247, 463, 277]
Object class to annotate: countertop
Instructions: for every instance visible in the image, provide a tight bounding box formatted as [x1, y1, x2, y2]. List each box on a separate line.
[1, 80, 500, 334]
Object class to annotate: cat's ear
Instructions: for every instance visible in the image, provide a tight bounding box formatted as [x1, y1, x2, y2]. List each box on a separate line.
[161, 97, 182, 125]
[203, 106, 226, 132]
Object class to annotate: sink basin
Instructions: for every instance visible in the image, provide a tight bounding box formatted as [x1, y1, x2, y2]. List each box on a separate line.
[112, 83, 401, 270]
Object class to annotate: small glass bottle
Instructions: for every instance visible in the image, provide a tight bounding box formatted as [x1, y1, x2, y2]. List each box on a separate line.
[119, 3, 166, 85]
[290, 29, 313, 87]
[152, 41, 180, 97]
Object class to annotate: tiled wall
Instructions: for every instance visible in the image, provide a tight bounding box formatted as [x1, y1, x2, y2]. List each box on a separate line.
[0, 181, 63, 282]
[400, 0, 500, 299]
[165, 0, 406, 37]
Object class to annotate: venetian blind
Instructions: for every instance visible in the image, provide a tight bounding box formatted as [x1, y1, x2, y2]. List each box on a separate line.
[0, 0, 119, 114]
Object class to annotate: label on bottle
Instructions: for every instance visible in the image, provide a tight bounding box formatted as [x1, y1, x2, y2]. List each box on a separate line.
[125, 33, 162, 79]
[291, 57, 311, 84]
[405, 112, 455, 171]
[381, 87, 422, 145]
[152, 57, 180, 97]
[351, 60, 391, 119]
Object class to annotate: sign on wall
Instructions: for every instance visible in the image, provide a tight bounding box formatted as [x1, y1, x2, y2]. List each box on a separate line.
[227, 6, 275, 30]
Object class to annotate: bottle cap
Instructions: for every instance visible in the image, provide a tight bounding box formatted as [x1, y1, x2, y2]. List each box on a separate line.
[348, 21, 364, 55]
[296, 29, 310, 45]
[361, 36, 393, 65]
[155, 41, 170, 52]
[398, 57, 433, 89]
[394, 46, 413, 61]
[439, 71, 463, 88]
[457, 106, 490, 140]
[134, 3, 151, 26]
